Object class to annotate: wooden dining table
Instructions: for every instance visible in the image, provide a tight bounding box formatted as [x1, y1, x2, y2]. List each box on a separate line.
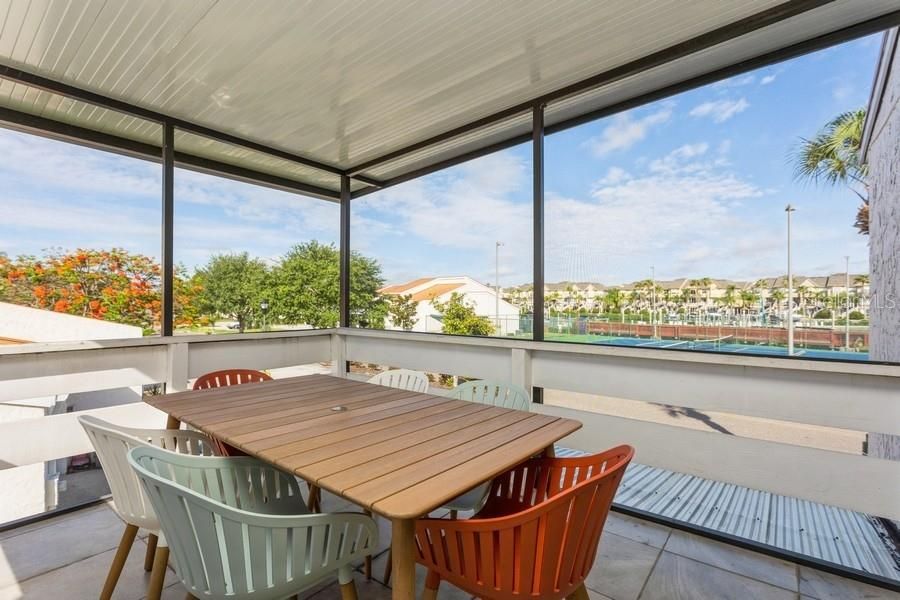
[145, 373, 582, 599]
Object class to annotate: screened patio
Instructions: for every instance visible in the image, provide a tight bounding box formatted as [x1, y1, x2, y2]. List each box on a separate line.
[0, 1, 899, 599]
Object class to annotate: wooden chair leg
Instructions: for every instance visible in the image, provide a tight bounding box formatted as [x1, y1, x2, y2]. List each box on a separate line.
[382, 550, 393, 584]
[307, 484, 321, 512]
[100, 524, 138, 600]
[566, 583, 590, 600]
[422, 569, 440, 600]
[147, 545, 170, 600]
[339, 580, 359, 600]
[145, 533, 159, 571]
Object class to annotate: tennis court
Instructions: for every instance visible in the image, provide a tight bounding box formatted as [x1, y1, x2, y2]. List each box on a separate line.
[588, 334, 870, 361]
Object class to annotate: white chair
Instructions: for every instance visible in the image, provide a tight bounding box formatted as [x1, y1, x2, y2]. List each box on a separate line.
[367, 368, 429, 393]
[129, 446, 378, 600]
[78, 415, 220, 600]
[449, 379, 530, 411]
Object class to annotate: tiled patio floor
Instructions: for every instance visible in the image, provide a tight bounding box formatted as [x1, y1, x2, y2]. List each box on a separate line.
[0, 494, 896, 600]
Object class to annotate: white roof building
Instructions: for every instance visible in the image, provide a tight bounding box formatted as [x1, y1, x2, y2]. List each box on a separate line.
[380, 276, 521, 336]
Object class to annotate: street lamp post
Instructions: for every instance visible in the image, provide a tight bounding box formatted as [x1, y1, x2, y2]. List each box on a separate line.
[495, 241, 504, 333]
[844, 255, 851, 350]
[785, 205, 795, 356]
[260, 299, 269, 332]
[650, 266, 657, 339]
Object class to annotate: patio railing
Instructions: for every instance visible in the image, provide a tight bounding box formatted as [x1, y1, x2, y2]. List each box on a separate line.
[1, 327, 898, 523]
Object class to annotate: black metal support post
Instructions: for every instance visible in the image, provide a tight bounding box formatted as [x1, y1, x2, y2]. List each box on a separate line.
[532, 104, 545, 404]
[339, 174, 351, 327]
[532, 104, 545, 343]
[161, 122, 175, 336]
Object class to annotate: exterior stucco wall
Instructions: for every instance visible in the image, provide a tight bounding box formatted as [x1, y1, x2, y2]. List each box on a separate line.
[868, 41, 900, 364]
[866, 33, 900, 462]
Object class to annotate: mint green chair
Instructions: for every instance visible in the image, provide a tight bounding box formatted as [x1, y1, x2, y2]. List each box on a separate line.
[128, 446, 378, 600]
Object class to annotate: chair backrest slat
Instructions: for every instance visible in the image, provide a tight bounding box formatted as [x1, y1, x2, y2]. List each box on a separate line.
[415, 445, 633, 599]
[79, 415, 216, 530]
[368, 369, 429, 393]
[128, 446, 378, 599]
[193, 368, 272, 390]
[449, 380, 530, 411]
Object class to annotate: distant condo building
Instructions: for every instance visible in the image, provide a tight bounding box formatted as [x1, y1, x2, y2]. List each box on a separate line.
[504, 272, 869, 317]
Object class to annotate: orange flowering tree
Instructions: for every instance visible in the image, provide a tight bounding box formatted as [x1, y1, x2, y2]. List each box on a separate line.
[0, 248, 204, 334]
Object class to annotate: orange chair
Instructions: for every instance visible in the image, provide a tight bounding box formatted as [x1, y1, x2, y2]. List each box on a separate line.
[192, 369, 272, 457]
[415, 445, 633, 600]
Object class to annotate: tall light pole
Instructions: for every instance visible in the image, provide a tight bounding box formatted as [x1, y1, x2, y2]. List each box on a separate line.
[785, 205, 795, 356]
[844, 255, 851, 350]
[495, 241, 504, 332]
[650, 265, 657, 339]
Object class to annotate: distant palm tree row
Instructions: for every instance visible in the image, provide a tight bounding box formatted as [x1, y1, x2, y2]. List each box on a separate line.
[504, 274, 869, 324]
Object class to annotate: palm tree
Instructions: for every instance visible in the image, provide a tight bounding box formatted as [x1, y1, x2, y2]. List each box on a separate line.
[792, 109, 868, 234]
[770, 289, 786, 316]
[604, 288, 624, 313]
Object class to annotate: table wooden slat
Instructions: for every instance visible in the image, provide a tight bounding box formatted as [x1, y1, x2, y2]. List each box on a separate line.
[174, 383, 379, 425]
[297, 406, 521, 483]
[262, 400, 477, 460]
[215, 389, 427, 436]
[276, 403, 496, 468]
[374, 418, 581, 518]
[236, 395, 451, 449]
[154, 376, 353, 419]
[145, 374, 581, 519]
[339, 413, 559, 512]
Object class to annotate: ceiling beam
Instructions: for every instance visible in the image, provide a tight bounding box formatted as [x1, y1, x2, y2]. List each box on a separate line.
[0, 63, 381, 187]
[0, 106, 340, 201]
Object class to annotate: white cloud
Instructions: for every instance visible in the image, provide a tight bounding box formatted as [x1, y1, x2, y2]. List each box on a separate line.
[585, 107, 672, 156]
[355, 141, 771, 285]
[598, 166, 630, 185]
[689, 98, 749, 123]
[354, 152, 533, 282]
[0, 131, 160, 198]
[760, 74, 777, 85]
[0, 128, 339, 268]
[546, 143, 766, 282]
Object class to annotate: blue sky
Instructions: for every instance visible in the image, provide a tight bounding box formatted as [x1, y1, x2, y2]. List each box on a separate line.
[0, 34, 881, 287]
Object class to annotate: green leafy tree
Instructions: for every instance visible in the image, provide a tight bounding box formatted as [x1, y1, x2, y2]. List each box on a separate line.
[792, 109, 868, 234]
[431, 292, 494, 336]
[195, 253, 269, 332]
[387, 293, 418, 330]
[272, 241, 385, 329]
